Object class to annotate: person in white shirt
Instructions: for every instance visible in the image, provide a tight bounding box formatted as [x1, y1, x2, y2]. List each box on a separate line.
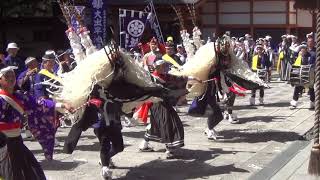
[176, 44, 187, 65]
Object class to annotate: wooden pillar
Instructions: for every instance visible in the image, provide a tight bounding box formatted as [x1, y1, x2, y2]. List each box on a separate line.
[250, 0, 254, 36]
[313, 11, 317, 31]
[286, 0, 291, 34]
[216, 0, 220, 35]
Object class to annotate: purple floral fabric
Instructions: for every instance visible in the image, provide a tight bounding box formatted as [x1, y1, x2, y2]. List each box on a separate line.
[0, 91, 56, 160]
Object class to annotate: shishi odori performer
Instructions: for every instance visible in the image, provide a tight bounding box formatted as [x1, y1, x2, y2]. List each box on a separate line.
[0, 64, 72, 180]
[170, 34, 267, 140]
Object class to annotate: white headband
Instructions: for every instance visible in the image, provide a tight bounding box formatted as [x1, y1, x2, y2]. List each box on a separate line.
[155, 60, 166, 66]
[0, 66, 17, 78]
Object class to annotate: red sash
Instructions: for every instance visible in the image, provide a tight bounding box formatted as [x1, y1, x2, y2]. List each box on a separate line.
[152, 71, 166, 82]
[0, 90, 25, 131]
[0, 90, 25, 113]
[0, 122, 21, 131]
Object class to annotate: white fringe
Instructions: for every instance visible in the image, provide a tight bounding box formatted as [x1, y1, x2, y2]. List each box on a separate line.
[169, 40, 267, 98]
[192, 27, 202, 50]
[51, 46, 158, 121]
[169, 42, 217, 97]
[181, 30, 195, 61]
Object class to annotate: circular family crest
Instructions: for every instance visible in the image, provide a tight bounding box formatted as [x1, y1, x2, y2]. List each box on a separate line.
[127, 20, 145, 37]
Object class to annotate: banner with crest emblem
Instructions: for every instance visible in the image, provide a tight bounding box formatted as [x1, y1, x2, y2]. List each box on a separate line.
[119, 9, 148, 50]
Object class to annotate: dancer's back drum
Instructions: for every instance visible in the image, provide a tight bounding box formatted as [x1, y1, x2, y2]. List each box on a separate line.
[289, 65, 314, 86]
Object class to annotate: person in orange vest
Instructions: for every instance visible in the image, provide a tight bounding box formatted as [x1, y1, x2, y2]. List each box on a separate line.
[249, 43, 271, 106]
[290, 38, 316, 109]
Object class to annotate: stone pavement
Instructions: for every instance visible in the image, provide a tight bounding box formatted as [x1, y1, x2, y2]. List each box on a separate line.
[23, 79, 315, 180]
[269, 141, 316, 180]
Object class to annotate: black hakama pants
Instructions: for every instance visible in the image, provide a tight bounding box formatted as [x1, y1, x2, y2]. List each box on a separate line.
[0, 136, 46, 180]
[144, 101, 184, 149]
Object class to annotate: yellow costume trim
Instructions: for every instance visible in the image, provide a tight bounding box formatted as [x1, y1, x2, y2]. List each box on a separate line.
[39, 69, 62, 83]
[277, 51, 284, 72]
[251, 55, 259, 71]
[293, 55, 302, 67]
[162, 54, 181, 68]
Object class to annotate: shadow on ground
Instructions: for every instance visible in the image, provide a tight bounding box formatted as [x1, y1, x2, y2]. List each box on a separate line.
[232, 105, 258, 110]
[73, 142, 131, 152]
[237, 115, 290, 124]
[55, 134, 97, 142]
[122, 130, 146, 139]
[262, 102, 289, 107]
[41, 159, 85, 171]
[114, 148, 249, 180]
[219, 129, 301, 143]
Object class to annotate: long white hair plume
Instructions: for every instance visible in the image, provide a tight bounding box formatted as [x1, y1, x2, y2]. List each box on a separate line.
[170, 42, 217, 96]
[53, 44, 158, 122]
[170, 39, 267, 97]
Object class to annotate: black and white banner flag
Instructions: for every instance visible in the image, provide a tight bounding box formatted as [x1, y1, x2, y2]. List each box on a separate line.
[144, 1, 164, 44]
[119, 9, 147, 49]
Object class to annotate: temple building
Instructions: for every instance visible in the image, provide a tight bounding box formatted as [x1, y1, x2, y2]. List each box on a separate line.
[109, 0, 314, 43]
[0, 0, 314, 55]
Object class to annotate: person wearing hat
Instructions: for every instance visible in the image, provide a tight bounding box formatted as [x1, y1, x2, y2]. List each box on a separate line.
[35, 51, 59, 99]
[263, 38, 274, 82]
[278, 34, 288, 52]
[57, 49, 76, 73]
[17, 57, 39, 140]
[289, 35, 299, 51]
[139, 59, 187, 159]
[17, 57, 39, 94]
[167, 36, 174, 44]
[257, 38, 264, 45]
[244, 35, 254, 65]
[290, 39, 316, 109]
[176, 44, 187, 65]
[4, 42, 25, 75]
[250, 43, 270, 106]
[137, 38, 164, 125]
[306, 32, 314, 39]
[235, 37, 247, 61]
[162, 42, 186, 106]
[33, 50, 62, 160]
[0, 64, 73, 179]
[175, 44, 188, 105]
[277, 35, 293, 81]
[162, 42, 183, 70]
